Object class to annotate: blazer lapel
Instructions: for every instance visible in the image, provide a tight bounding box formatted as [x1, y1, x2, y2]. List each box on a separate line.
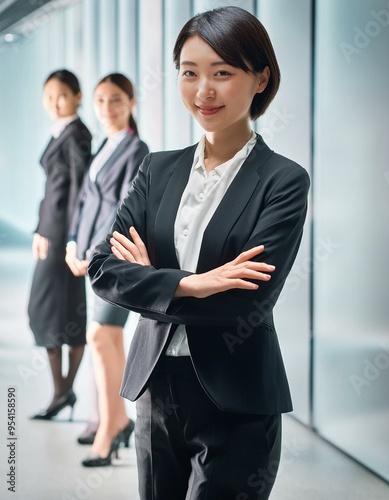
[154, 145, 197, 269]
[40, 118, 82, 169]
[96, 133, 135, 183]
[196, 136, 273, 273]
[40, 137, 56, 169]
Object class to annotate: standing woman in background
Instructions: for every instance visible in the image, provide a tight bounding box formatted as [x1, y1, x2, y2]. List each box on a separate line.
[29, 69, 92, 420]
[66, 73, 149, 467]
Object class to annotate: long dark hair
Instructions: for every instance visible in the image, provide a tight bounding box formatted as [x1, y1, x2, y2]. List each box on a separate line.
[173, 6, 280, 120]
[45, 69, 81, 95]
[96, 73, 139, 136]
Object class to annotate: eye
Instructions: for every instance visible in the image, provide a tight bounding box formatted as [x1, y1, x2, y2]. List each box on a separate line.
[215, 70, 232, 77]
[182, 70, 196, 78]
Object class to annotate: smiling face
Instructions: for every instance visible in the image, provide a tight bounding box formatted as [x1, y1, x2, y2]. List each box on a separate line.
[43, 78, 81, 121]
[93, 81, 135, 135]
[178, 35, 269, 136]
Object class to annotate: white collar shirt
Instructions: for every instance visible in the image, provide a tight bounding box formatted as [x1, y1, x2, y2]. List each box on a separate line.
[50, 114, 78, 139]
[89, 129, 129, 182]
[166, 131, 257, 356]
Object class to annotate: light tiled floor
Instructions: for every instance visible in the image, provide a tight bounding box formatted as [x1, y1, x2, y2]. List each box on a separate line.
[1, 247, 388, 499]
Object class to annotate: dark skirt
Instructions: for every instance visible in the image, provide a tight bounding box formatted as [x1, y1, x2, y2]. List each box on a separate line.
[28, 244, 86, 347]
[90, 292, 129, 327]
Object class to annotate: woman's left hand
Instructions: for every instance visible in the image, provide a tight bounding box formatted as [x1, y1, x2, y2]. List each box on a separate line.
[110, 227, 151, 266]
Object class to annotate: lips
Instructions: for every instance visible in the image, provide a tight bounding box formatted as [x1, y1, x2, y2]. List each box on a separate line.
[196, 105, 224, 115]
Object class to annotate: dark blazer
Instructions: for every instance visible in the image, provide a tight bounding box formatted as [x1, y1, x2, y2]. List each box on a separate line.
[36, 117, 92, 247]
[69, 132, 149, 259]
[89, 134, 310, 415]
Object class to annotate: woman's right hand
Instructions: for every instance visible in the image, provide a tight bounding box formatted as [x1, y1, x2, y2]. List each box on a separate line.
[65, 243, 89, 276]
[32, 233, 49, 260]
[175, 245, 275, 299]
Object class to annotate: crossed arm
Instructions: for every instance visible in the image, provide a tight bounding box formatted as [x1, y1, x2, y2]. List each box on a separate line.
[110, 226, 275, 299]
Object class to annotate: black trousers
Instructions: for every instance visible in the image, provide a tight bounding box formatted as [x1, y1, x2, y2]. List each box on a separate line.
[135, 356, 282, 500]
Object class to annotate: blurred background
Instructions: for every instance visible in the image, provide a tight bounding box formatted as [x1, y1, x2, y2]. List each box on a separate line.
[0, 0, 388, 497]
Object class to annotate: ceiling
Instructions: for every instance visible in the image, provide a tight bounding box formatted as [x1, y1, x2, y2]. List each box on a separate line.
[0, 0, 53, 34]
[0, 0, 80, 42]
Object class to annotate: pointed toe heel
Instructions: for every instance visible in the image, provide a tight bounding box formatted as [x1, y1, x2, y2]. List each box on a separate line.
[30, 389, 76, 421]
[81, 434, 121, 467]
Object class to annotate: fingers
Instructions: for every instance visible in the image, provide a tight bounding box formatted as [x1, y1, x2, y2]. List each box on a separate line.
[233, 245, 265, 264]
[110, 228, 151, 266]
[110, 233, 138, 263]
[233, 245, 275, 274]
[129, 227, 151, 265]
[111, 245, 127, 261]
[67, 260, 82, 276]
[77, 260, 89, 276]
[65, 255, 88, 276]
[232, 268, 272, 282]
[39, 237, 48, 260]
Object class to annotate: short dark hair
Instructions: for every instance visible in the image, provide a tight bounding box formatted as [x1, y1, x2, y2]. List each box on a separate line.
[96, 73, 139, 135]
[173, 6, 280, 120]
[45, 69, 81, 95]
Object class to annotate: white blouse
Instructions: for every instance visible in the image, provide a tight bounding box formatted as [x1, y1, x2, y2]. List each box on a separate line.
[166, 131, 257, 356]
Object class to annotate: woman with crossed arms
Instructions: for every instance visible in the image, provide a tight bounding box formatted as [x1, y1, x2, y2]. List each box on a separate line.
[89, 7, 309, 499]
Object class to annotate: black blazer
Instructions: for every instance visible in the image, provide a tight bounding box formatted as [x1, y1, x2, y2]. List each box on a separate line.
[36, 117, 92, 247]
[69, 132, 149, 259]
[89, 134, 310, 415]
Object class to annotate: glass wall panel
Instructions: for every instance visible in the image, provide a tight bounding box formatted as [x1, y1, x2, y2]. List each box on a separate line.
[313, 0, 389, 481]
[163, 0, 192, 150]
[117, 0, 137, 84]
[137, 0, 163, 150]
[98, 0, 118, 75]
[258, 0, 312, 425]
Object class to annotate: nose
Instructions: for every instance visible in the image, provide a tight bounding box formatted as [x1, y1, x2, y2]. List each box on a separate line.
[196, 78, 215, 100]
[100, 100, 112, 114]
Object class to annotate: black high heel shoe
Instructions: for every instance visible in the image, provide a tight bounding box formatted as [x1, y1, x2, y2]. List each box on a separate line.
[121, 420, 135, 448]
[77, 422, 99, 445]
[30, 389, 76, 421]
[81, 433, 122, 467]
[77, 431, 96, 445]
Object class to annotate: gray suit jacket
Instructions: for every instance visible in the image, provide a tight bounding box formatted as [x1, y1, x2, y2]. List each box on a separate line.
[69, 132, 148, 259]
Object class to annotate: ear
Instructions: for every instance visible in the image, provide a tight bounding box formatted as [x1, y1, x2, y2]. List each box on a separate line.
[75, 91, 82, 106]
[256, 66, 270, 94]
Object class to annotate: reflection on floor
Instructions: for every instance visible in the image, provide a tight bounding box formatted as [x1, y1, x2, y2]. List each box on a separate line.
[0, 247, 388, 500]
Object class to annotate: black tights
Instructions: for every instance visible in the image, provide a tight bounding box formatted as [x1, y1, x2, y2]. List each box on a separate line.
[46, 345, 84, 406]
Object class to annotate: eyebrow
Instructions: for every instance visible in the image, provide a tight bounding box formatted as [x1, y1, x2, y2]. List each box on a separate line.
[180, 60, 228, 67]
[95, 93, 122, 97]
